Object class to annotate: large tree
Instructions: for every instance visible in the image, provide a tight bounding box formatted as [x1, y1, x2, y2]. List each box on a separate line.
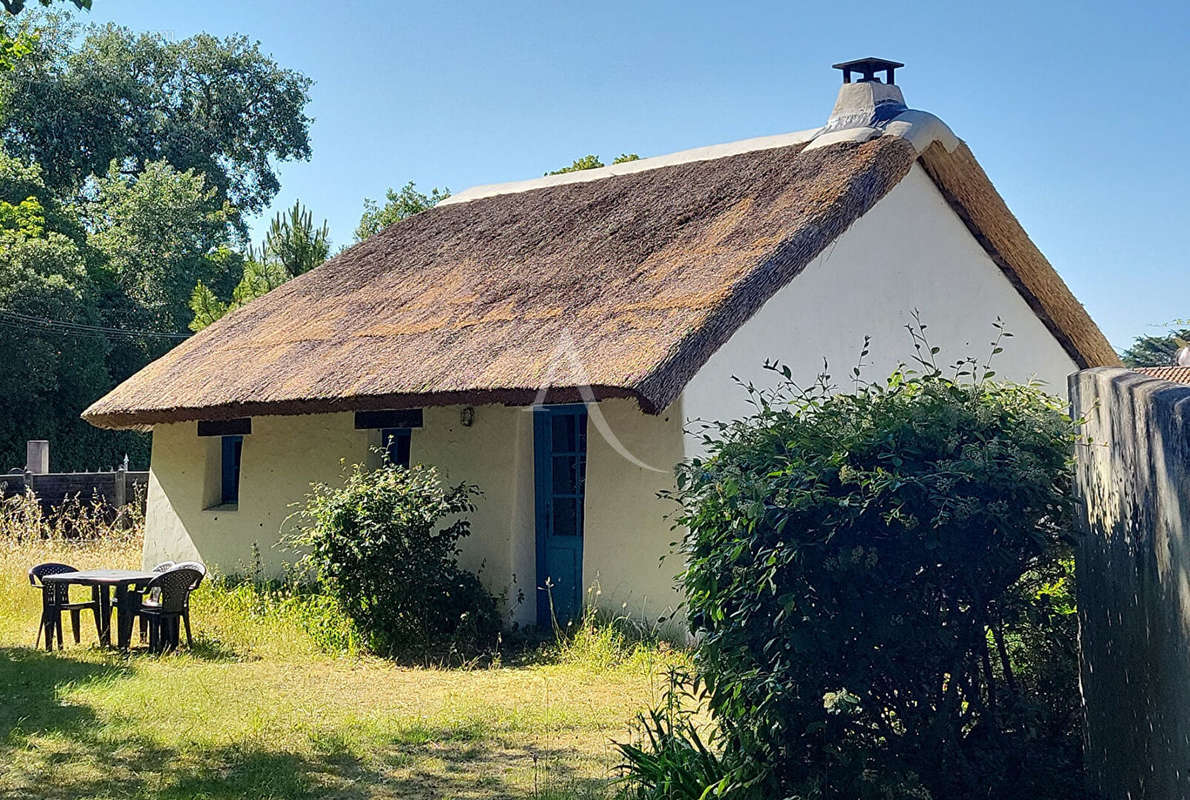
[0, 147, 148, 470]
[0, 14, 311, 220]
[1120, 329, 1190, 367]
[87, 160, 239, 333]
[0, 12, 313, 471]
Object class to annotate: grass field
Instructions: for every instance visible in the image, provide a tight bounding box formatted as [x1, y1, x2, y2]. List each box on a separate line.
[0, 500, 682, 799]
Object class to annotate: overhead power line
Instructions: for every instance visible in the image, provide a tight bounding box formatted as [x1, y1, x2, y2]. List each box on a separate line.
[0, 309, 192, 341]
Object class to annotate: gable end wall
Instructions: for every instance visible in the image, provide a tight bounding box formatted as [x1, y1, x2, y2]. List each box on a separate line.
[679, 162, 1079, 437]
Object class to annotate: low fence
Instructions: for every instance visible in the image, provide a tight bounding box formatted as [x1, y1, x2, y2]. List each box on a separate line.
[1, 469, 149, 511]
[1071, 367, 1190, 799]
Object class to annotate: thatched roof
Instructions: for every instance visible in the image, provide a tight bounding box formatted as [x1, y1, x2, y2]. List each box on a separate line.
[83, 131, 1118, 429]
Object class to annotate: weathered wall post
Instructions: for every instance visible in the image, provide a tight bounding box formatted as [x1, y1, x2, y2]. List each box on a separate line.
[25, 440, 49, 474]
[114, 466, 128, 528]
[114, 466, 127, 509]
[1071, 367, 1190, 799]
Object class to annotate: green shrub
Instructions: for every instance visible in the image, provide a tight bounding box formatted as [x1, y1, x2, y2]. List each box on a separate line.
[669, 349, 1084, 799]
[287, 462, 501, 661]
[616, 669, 735, 800]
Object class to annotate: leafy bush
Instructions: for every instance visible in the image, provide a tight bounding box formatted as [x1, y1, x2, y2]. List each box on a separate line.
[288, 462, 501, 661]
[669, 348, 1084, 799]
[616, 669, 735, 800]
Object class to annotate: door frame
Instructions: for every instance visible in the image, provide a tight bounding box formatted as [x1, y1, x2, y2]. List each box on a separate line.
[533, 403, 589, 628]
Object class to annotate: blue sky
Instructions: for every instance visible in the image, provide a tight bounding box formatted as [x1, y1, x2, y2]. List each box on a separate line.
[84, 0, 1188, 351]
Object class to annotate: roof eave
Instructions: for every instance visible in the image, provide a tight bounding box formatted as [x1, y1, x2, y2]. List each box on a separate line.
[82, 384, 655, 430]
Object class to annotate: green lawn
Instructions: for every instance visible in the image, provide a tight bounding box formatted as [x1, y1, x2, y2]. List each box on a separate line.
[0, 529, 679, 799]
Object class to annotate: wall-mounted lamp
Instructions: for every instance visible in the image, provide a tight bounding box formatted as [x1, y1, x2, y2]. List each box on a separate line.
[460, 406, 475, 427]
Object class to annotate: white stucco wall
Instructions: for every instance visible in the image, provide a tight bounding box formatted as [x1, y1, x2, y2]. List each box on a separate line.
[412, 405, 536, 624]
[143, 400, 683, 628]
[582, 398, 687, 627]
[144, 413, 370, 576]
[144, 406, 537, 615]
[680, 163, 1079, 443]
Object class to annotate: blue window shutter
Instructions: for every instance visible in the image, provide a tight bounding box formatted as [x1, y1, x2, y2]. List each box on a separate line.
[381, 428, 412, 467]
[221, 435, 243, 505]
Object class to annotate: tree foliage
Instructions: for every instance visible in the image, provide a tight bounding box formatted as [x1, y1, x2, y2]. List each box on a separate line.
[289, 461, 501, 660]
[1119, 328, 1190, 367]
[261, 200, 329, 277]
[88, 160, 237, 332]
[186, 280, 227, 333]
[547, 154, 605, 175]
[0, 24, 33, 71]
[188, 200, 328, 331]
[354, 181, 449, 242]
[0, 11, 313, 471]
[544, 152, 639, 176]
[666, 335, 1085, 799]
[0, 148, 146, 469]
[0, 14, 311, 218]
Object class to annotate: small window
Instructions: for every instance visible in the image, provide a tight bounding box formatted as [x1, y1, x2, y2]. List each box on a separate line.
[221, 435, 243, 505]
[381, 428, 411, 468]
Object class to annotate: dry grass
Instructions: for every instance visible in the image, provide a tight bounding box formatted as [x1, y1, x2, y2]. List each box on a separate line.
[0, 495, 683, 799]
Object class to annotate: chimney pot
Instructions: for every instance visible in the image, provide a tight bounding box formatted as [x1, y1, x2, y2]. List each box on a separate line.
[832, 57, 904, 86]
[818, 58, 909, 135]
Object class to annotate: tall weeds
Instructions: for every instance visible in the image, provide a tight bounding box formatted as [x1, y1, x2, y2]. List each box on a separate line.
[0, 489, 144, 644]
[546, 598, 684, 674]
[0, 488, 143, 568]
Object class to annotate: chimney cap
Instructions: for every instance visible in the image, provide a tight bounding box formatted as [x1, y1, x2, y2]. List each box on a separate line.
[832, 57, 904, 85]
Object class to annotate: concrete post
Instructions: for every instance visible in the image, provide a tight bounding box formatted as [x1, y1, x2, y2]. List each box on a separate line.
[114, 466, 128, 529]
[25, 440, 49, 474]
[114, 467, 127, 508]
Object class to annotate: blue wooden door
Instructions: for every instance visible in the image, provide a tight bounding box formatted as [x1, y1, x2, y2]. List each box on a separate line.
[534, 404, 588, 628]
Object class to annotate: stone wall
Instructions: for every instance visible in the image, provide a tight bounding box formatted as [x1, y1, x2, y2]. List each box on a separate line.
[0, 469, 149, 510]
[1070, 367, 1190, 799]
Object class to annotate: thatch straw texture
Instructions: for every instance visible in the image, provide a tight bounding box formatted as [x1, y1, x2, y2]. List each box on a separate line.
[84, 138, 916, 427]
[83, 134, 1115, 429]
